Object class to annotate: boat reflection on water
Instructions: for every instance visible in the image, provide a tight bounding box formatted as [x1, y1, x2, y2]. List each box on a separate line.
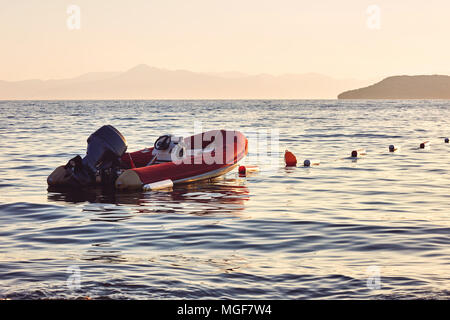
[47, 176, 250, 218]
[47, 185, 141, 205]
[47, 177, 251, 272]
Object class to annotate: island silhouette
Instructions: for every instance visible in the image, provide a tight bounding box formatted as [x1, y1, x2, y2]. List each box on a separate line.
[338, 75, 450, 99]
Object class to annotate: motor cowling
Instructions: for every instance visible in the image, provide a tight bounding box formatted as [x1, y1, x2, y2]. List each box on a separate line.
[83, 125, 127, 174]
[47, 125, 127, 187]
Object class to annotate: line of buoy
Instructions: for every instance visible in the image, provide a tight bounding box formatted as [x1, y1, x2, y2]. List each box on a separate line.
[282, 139, 448, 168]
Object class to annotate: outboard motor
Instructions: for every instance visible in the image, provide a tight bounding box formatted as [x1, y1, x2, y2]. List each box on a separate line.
[47, 125, 127, 187]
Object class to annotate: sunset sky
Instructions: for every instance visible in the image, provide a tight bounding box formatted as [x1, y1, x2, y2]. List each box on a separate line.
[0, 0, 449, 81]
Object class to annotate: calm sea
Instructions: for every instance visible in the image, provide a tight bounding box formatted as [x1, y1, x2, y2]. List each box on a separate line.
[0, 100, 449, 299]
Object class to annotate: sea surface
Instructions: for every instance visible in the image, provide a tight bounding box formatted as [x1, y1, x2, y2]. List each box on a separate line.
[0, 100, 449, 299]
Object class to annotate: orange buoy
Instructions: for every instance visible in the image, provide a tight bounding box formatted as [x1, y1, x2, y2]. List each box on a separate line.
[284, 150, 297, 167]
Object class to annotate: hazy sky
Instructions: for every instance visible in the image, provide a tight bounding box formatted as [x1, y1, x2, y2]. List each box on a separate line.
[0, 0, 449, 81]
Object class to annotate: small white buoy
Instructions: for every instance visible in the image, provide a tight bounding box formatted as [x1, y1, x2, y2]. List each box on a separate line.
[142, 179, 173, 191]
[303, 159, 320, 167]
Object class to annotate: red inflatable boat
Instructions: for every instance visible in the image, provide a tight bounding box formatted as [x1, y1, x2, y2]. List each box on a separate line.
[47, 126, 248, 191]
[116, 129, 248, 190]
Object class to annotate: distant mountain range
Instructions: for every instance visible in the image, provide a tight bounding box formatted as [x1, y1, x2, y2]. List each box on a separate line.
[0, 64, 370, 100]
[338, 75, 450, 99]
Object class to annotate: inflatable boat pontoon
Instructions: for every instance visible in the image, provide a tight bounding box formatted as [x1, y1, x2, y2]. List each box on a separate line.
[47, 125, 248, 191]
